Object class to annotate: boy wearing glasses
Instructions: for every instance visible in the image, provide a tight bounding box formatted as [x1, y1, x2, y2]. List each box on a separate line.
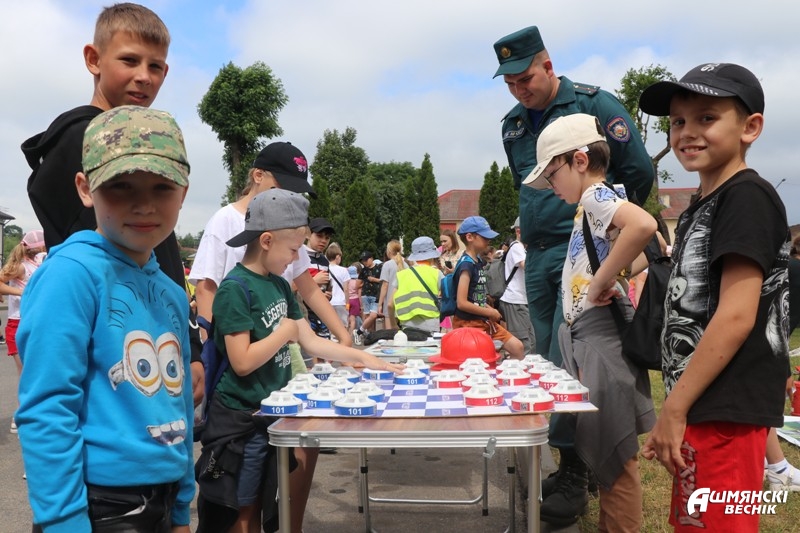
[524, 113, 656, 531]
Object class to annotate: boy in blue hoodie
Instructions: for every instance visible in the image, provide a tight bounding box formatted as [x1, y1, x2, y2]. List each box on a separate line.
[16, 105, 194, 533]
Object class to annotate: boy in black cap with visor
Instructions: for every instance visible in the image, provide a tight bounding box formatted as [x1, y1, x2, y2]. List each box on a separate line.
[639, 63, 790, 531]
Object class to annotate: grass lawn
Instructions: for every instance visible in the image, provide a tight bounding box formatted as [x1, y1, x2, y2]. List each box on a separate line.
[572, 332, 800, 532]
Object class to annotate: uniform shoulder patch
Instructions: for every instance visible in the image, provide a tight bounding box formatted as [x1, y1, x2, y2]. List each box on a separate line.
[606, 116, 631, 143]
[573, 82, 599, 95]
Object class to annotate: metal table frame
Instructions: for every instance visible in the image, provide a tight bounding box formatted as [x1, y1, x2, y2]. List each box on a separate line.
[268, 415, 548, 533]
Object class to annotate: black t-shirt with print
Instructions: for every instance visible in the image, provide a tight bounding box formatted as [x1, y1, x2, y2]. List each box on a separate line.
[453, 254, 488, 321]
[359, 263, 382, 298]
[663, 169, 790, 428]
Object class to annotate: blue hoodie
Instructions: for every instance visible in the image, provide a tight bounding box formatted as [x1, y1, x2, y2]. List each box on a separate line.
[16, 231, 194, 532]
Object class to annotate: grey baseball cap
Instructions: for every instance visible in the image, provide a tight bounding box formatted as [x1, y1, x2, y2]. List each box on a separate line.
[226, 189, 309, 247]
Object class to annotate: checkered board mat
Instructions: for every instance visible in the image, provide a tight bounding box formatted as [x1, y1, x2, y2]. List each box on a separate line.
[285, 379, 596, 418]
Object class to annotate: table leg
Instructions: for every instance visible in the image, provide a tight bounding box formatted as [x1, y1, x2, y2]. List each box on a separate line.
[360, 448, 371, 532]
[528, 445, 541, 533]
[277, 446, 291, 533]
[507, 447, 516, 533]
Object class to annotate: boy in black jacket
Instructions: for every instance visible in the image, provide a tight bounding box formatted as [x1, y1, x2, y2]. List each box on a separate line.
[21, 3, 204, 405]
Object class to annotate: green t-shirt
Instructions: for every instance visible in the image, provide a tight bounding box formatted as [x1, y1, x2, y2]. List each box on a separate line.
[212, 264, 303, 411]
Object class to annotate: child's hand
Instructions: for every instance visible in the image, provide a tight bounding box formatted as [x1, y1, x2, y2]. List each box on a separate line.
[640, 400, 687, 476]
[313, 271, 330, 286]
[487, 307, 502, 322]
[363, 354, 405, 374]
[586, 277, 620, 306]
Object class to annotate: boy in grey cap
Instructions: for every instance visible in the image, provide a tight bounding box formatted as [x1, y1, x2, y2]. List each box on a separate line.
[196, 189, 403, 533]
[17, 105, 195, 532]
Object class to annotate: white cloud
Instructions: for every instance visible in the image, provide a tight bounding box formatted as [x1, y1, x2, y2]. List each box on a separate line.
[2, 0, 800, 237]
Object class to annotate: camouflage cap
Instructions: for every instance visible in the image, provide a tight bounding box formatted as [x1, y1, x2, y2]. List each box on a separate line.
[82, 105, 190, 191]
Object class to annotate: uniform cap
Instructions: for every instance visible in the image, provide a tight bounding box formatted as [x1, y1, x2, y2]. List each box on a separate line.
[82, 105, 189, 191]
[226, 189, 309, 247]
[252, 142, 316, 198]
[639, 63, 764, 117]
[493, 26, 545, 78]
[523, 114, 607, 189]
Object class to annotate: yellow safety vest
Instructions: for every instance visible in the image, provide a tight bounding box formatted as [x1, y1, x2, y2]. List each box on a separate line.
[393, 266, 440, 322]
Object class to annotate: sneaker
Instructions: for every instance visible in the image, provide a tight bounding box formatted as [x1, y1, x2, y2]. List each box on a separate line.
[767, 464, 800, 492]
[0, 336, 5, 345]
[10, 420, 17, 434]
[353, 330, 363, 346]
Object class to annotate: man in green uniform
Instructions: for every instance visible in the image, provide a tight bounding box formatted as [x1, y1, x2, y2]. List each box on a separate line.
[494, 25, 654, 526]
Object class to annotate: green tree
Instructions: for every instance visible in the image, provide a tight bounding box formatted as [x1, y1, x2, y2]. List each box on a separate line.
[370, 161, 418, 248]
[308, 174, 331, 221]
[310, 127, 370, 201]
[177, 232, 199, 249]
[3, 224, 22, 238]
[198, 61, 288, 203]
[479, 162, 516, 244]
[401, 154, 440, 254]
[341, 177, 377, 264]
[616, 64, 677, 232]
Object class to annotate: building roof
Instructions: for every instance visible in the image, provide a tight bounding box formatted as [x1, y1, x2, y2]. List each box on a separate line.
[438, 187, 698, 224]
[438, 189, 480, 221]
[0, 210, 15, 223]
[658, 187, 696, 220]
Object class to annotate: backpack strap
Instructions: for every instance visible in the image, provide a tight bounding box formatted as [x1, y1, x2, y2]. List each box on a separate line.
[409, 266, 440, 310]
[330, 271, 345, 292]
[581, 213, 627, 337]
[197, 275, 251, 335]
[503, 241, 519, 286]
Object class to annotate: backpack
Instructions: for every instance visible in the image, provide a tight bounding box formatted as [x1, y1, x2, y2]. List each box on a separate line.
[195, 275, 251, 428]
[486, 242, 519, 301]
[581, 211, 671, 371]
[439, 255, 474, 320]
[619, 238, 672, 370]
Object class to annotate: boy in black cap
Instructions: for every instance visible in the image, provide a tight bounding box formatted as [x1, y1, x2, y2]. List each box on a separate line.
[303, 217, 335, 344]
[196, 189, 401, 533]
[354, 251, 382, 344]
[639, 63, 790, 531]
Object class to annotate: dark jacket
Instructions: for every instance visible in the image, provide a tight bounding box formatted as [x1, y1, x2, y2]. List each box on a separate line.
[501, 76, 654, 248]
[195, 396, 289, 533]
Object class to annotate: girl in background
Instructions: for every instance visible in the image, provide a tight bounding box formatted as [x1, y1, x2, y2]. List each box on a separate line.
[0, 230, 46, 433]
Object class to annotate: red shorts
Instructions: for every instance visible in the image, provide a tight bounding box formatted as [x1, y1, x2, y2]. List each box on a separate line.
[5, 318, 19, 355]
[670, 421, 768, 532]
[348, 298, 361, 317]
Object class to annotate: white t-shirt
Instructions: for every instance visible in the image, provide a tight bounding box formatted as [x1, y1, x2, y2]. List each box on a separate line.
[500, 240, 526, 305]
[562, 183, 627, 325]
[188, 202, 309, 287]
[328, 264, 350, 306]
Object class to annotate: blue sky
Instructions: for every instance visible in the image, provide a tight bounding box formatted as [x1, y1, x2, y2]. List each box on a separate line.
[2, 0, 799, 237]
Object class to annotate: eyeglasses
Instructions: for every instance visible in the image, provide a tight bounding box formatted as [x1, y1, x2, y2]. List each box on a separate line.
[542, 161, 567, 187]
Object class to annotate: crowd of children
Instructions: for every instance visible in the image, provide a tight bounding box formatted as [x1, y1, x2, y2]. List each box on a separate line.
[5, 3, 799, 532]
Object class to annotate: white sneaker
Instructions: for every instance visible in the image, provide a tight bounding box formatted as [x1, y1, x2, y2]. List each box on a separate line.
[353, 330, 363, 346]
[10, 420, 17, 434]
[766, 464, 800, 492]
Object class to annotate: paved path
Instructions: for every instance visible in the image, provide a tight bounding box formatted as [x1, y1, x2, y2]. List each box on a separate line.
[0, 302, 579, 532]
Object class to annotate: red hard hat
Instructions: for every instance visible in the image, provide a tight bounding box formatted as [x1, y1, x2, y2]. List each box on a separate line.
[429, 328, 498, 366]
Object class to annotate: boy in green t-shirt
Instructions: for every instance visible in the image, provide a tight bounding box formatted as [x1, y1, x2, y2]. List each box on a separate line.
[196, 189, 402, 533]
